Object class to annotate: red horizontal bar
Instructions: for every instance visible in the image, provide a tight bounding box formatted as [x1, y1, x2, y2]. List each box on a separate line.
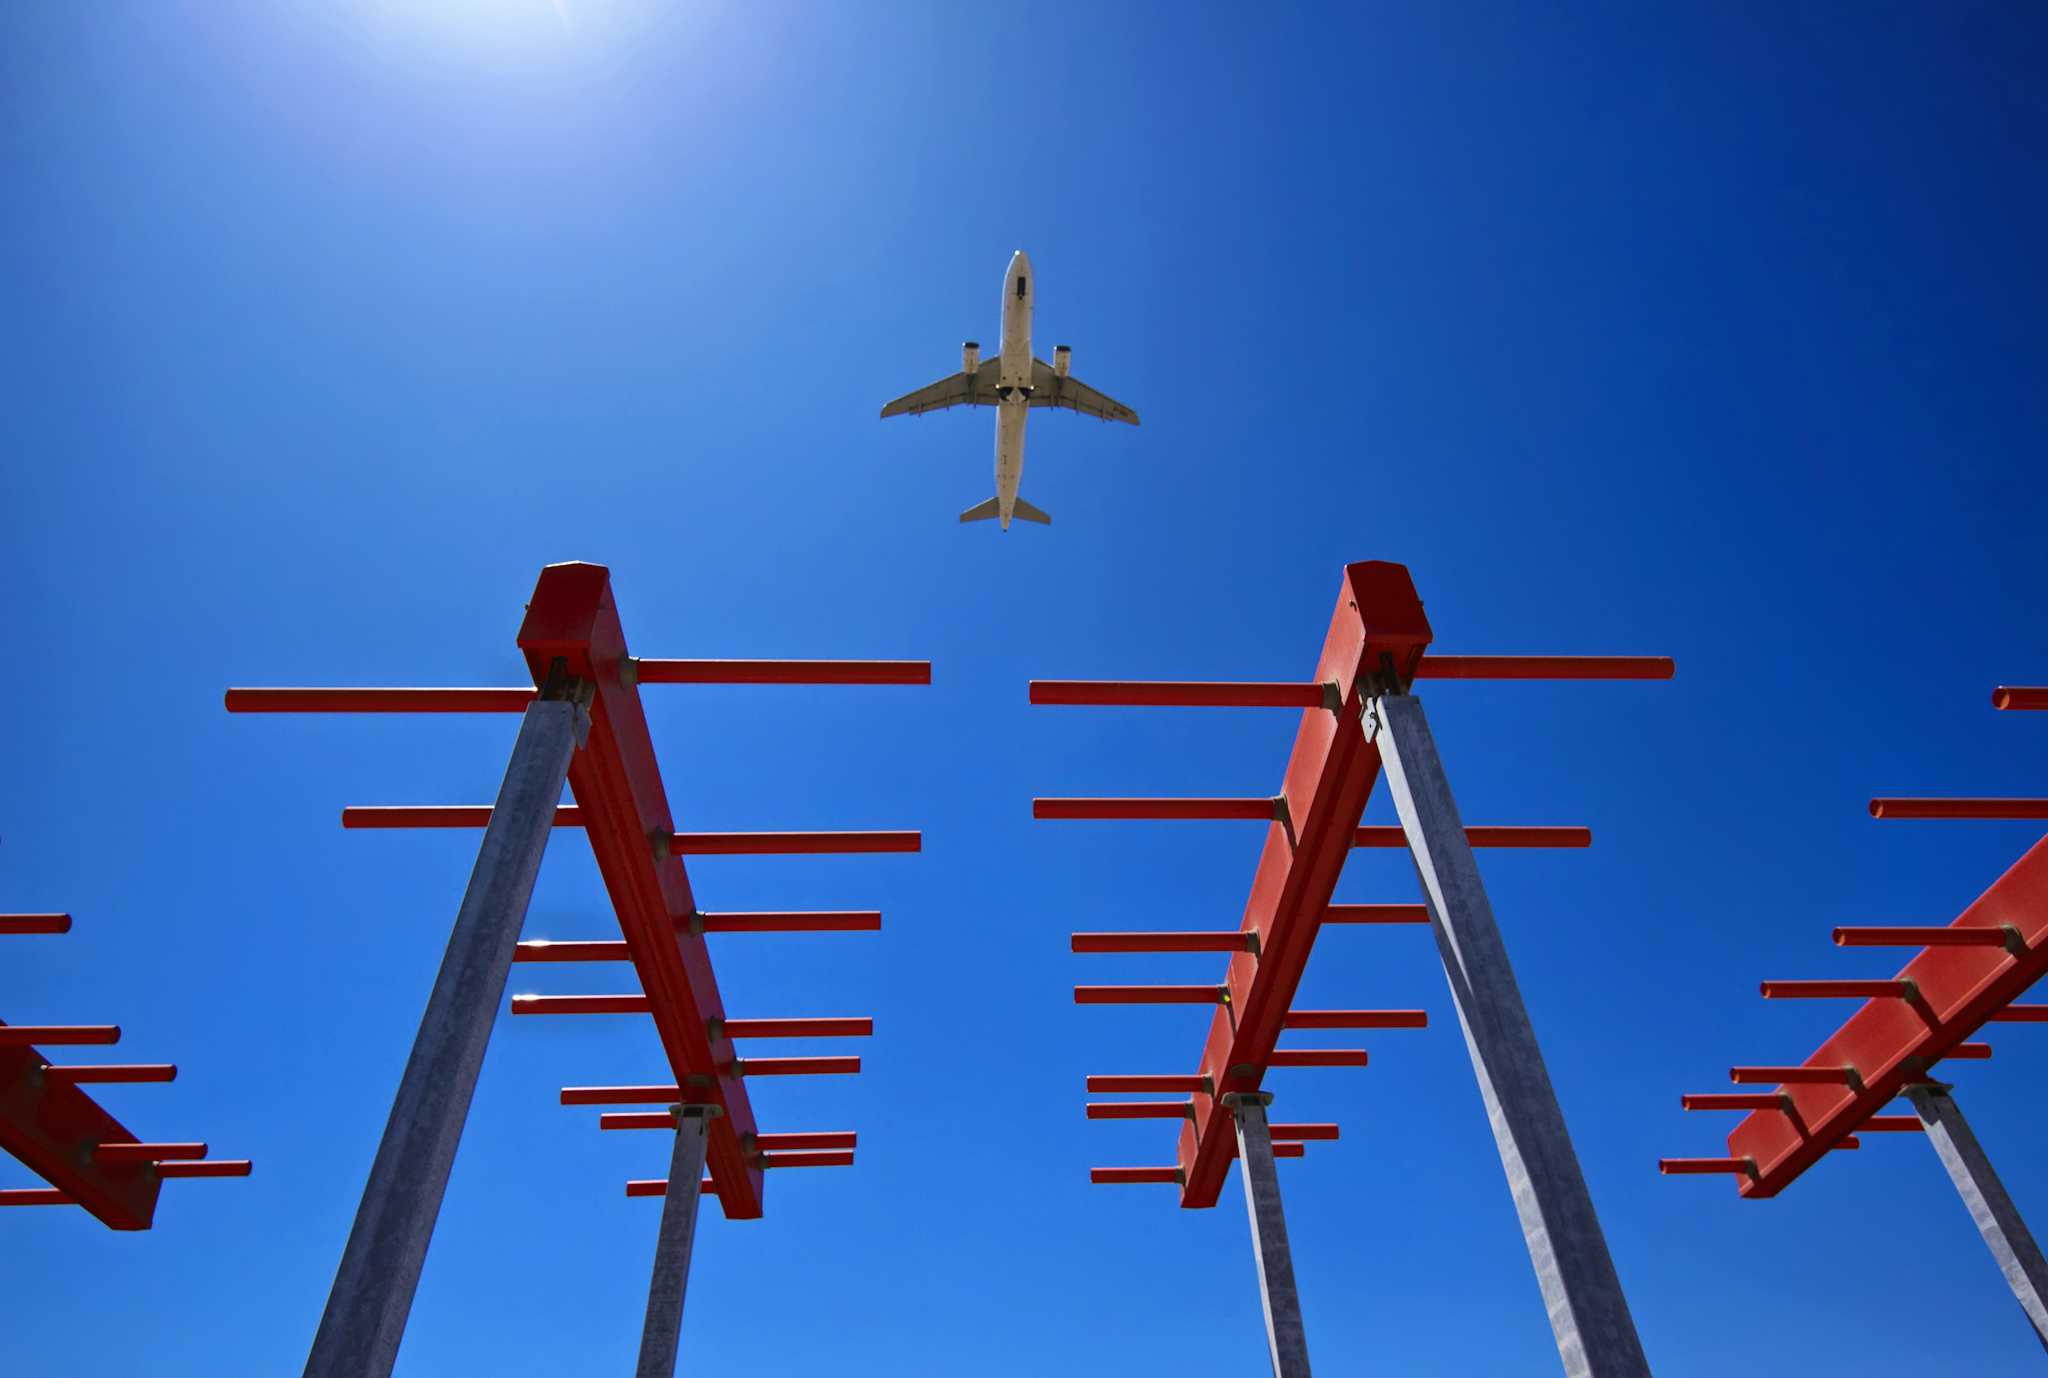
[94, 1142, 207, 1164]
[1086, 1075, 1210, 1094]
[1994, 686, 2048, 711]
[1683, 1093, 1785, 1111]
[1071, 932, 1252, 954]
[738, 1056, 860, 1077]
[1413, 655, 1675, 681]
[758, 1132, 857, 1152]
[561, 1085, 683, 1106]
[1090, 1166, 1183, 1185]
[154, 1160, 252, 1179]
[1992, 1005, 2048, 1021]
[1832, 926, 2015, 949]
[511, 994, 646, 1015]
[1353, 825, 1592, 848]
[763, 1150, 856, 1169]
[1270, 1124, 1338, 1141]
[513, 941, 631, 963]
[0, 1189, 75, 1206]
[41, 1064, 177, 1086]
[633, 659, 929, 686]
[1270, 1142, 1307, 1158]
[1659, 1158, 1756, 1176]
[599, 1113, 676, 1131]
[1086, 1101, 1193, 1120]
[1838, 1136, 1863, 1150]
[1860, 1116, 1924, 1132]
[1283, 1009, 1427, 1030]
[340, 807, 919, 853]
[1266, 1049, 1370, 1069]
[1870, 798, 2048, 820]
[1324, 904, 1430, 924]
[701, 911, 882, 933]
[626, 1179, 686, 1198]
[224, 687, 533, 713]
[0, 1026, 119, 1047]
[0, 914, 71, 936]
[723, 1018, 871, 1039]
[1030, 681, 1329, 709]
[1943, 1042, 1993, 1060]
[1075, 986, 1223, 1005]
[1034, 797, 1277, 821]
[1761, 980, 1915, 999]
[1731, 1066, 1857, 1085]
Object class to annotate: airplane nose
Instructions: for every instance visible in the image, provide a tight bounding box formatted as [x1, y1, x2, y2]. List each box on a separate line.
[1009, 249, 1031, 271]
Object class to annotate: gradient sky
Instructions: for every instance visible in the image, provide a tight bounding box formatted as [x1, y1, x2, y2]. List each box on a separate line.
[4, 4, 2047, 1374]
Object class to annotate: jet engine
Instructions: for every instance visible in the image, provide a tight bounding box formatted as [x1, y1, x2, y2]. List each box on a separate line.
[962, 341, 980, 373]
[1053, 345, 1071, 378]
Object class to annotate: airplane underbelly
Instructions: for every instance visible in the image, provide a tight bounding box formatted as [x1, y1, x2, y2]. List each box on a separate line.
[995, 402, 1026, 495]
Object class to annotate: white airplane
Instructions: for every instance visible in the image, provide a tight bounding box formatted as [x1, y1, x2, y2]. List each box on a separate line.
[881, 249, 1138, 529]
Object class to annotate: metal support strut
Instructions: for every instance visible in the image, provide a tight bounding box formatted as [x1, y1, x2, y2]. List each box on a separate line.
[1226, 1092, 1313, 1378]
[304, 688, 588, 1378]
[1905, 1084, 2048, 1350]
[1372, 692, 1650, 1378]
[637, 1105, 720, 1378]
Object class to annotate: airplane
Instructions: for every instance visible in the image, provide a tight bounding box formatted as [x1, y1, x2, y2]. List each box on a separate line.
[880, 249, 1138, 530]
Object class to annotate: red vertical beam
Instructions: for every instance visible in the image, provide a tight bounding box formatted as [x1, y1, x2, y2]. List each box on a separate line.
[0, 1028, 161, 1230]
[517, 563, 764, 1219]
[1174, 561, 1432, 1208]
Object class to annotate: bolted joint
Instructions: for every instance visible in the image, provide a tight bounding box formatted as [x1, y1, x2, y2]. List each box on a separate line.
[650, 829, 673, 864]
[1221, 1091, 1275, 1111]
[2001, 924, 2029, 957]
[673, 1103, 723, 1125]
[617, 655, 640, 689]
[686, 910, 705, 935]
[705, 1017, 725, 1041]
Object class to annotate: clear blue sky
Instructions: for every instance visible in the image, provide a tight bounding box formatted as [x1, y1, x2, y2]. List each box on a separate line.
[4, 3, 2046, 1373]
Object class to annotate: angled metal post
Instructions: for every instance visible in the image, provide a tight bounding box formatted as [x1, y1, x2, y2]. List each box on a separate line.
[1225, 1091, 1313, 1378]
[636, 1105, 719, 1378]
[304, 684, 589, 1378]
[1372, 691, 1650, 1378]
[1905, 1084, 2048, 1349]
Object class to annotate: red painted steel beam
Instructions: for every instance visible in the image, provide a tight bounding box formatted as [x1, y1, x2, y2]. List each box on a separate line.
[1169, 562, 1434, 1209]
[1860, 1116, 1923, 1132]
[1090, 1166, 1183, 1185]
[1034, 798, 1278, 821]
[737, 1056, 860, 1076]
[1944, 1042, 1994, 1059]
[513, 941, 632, 964]
[1412, 656, 1675, 681]
[1994, 686, 2048, 711]
[1031, 682, 1329, 709]
[1682, 1093, 1783, 1111]
[0, 1026, 119, 1046]
[758, 1132, 857, 1151]
[1869, 798, 2048, 820]
[1269, 1124, 1339, 1141]
[761, 1150, 855, 1169]
[562, 1085, 687, 1106]
[1731, 1066, 1859, 1085]
[0, 1024, 162, 1229]
[341, 806, 920, 855]
[94, 1142, 206, 1163]
[1660, 1158, 1754, 1176]
[1075, 986, 1223, 1005]
[599, 1112, 677, 1130]
[1725, 835, 2048, 1197]
[511, 994, 647, 1015]
[1086, 1101, 1193, 1120]
[631, 659, 929, 686]
[0, 914, 71, 936]
[1352, 825, 1592, 848]
[1284, 1009, 1427, 1030]
[155, 1160, 251, 1179]
[0, 1188, 75, 1206]
[1266, 1049, 1369, 1068]
[1760, 980, 1915, 999]
[42, 1065, 176, 1086]
[1993, 1005, 2048, 1021]
[1086, 1075, 1210, 1094]
[1071, 932, 1253, 954]
[1834, 926, 2016, 949]
[1269, 1142, 1307, 1158]
[224, 688, 533, 713]
[509, 999, 870, 1039]
[1324, 904, 1429, 924]
[516, 912, 885, 962]
[515, 563, 763, 1219]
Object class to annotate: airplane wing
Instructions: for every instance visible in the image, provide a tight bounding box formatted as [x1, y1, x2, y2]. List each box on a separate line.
[880, 358, 1006, 418]
[1028, 359, 1140, 425]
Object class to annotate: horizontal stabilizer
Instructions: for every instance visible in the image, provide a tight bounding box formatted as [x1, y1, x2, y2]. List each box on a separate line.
[959, 497, 1002, 523]
[1011, 497, 1051, 525]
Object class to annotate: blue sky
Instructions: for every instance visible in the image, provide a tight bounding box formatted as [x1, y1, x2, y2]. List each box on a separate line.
[4, 2, 2046, 1373]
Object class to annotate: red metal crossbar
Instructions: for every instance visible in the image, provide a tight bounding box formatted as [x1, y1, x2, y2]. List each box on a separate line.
[1869, 798, 2048, 820]
[340, 806, 920, 855]
[1267, 1049, 1370, 1068]
[1994, 686, 2048, 711]
[1087, 1075, 1210, 1093]
[0, 914, 71, 935]
[1073, 932, 1255, 954]
[1030, 658, 1672, 709]
[222, 663, 931, 716]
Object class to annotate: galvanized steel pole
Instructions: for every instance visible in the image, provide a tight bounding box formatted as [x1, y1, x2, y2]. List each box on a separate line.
[636, 1106, 719, 1377]
[1372, 692, 1650, 1378]
[303, 690, 588, 1378]
[1226, 1091, 1313, 1378]
[1905, 1084, 2048, 1350]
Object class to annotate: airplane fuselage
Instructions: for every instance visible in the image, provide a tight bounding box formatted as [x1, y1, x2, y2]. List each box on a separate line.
[993, 249, 1034, 528]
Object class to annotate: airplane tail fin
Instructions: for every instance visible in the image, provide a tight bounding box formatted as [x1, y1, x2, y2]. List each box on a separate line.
[1010, 497, 1050, 525]
[958, 497, 1002, 523]
[958, 495, 1051, 526]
